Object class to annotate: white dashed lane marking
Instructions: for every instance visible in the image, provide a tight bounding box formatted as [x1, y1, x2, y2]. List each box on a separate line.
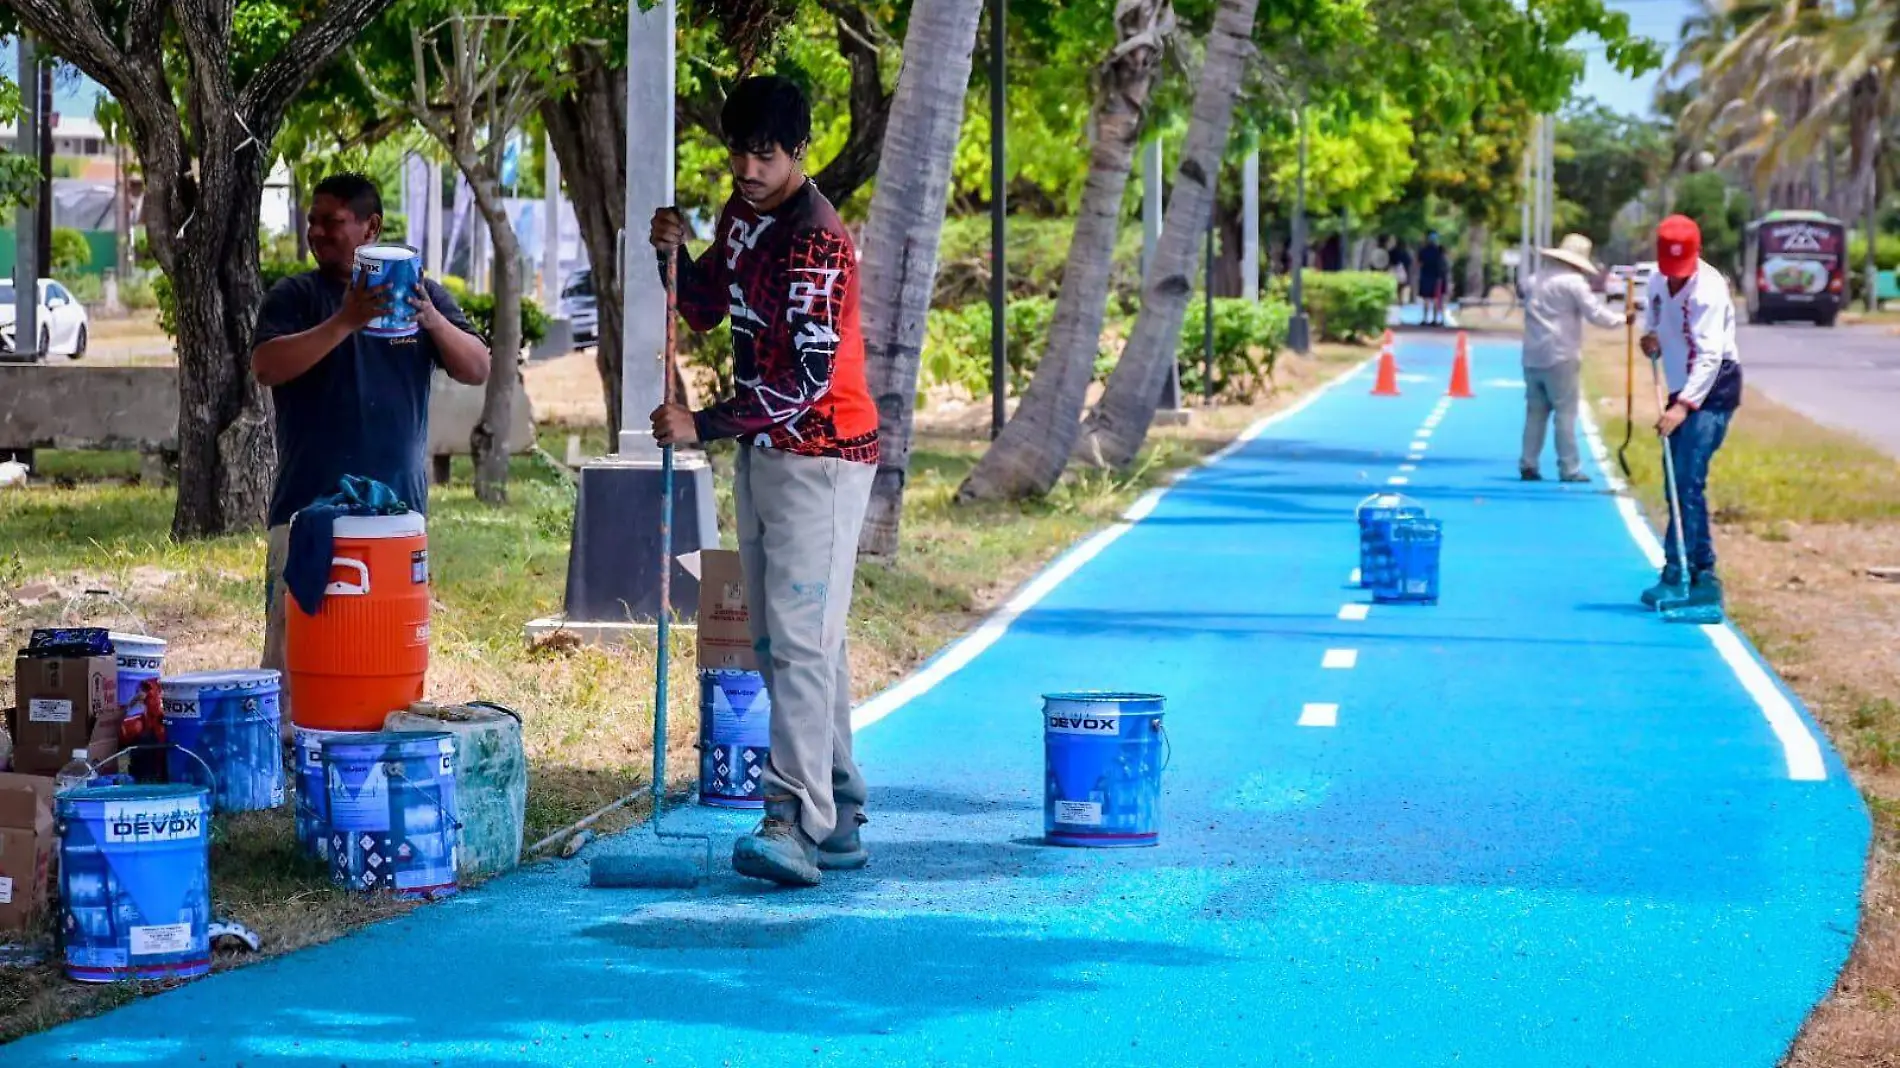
[1322, 649, 1359, 669]
[1299, 703, 1339, 727]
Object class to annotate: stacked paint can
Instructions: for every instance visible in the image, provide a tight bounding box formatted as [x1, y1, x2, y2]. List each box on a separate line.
[286, 512, 431, 732]
[293, 726, 350, 860]
[1355, 493, 1426, 590]
[109, 634, 167, 781]
[385, 703, 526, 877]
[1373, 518, 1443, 605]
[699, 670, 772, 809]
[322, 731, 460, 898]
[1042, 692, 1167, 848]
[159, 669, 284, 813]
[57, 783, 212, 982]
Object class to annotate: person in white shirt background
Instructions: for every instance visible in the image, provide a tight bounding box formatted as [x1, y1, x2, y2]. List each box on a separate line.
[1639, 214, 1745, 616]
[1520, 233, 1633, 482]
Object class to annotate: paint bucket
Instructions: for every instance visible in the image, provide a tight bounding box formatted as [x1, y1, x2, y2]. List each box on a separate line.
[352, 244, 423, 338]
[1355, 493, 1426, 589]
[160, 669, 285, 813]
[109, 633, 167, 781]
[322, 731, 460, 898]
[698, 670, 772, 809]
[1042, 692, 1167, 848]
[56, 783, 212, 983]
[384, 703, 527, 877]
[1373, 517, 1442, 605]
[293, 726, 351, 861]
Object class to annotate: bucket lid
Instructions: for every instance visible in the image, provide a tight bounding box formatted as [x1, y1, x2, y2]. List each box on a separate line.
[1042, 691, 1166, 709]
[58, 782, 208, 805]
[356, 244, 419, 262]
[160, 669, 282, 695]
[332, 512, 426, 539]
[109, 633, 167, 655]
[321, 730, 453, 753]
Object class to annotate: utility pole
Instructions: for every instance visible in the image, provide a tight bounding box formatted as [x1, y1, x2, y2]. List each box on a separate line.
[1288, 104, 1311, 354]
[36, 55, 53, 271]
[988, 0, 1007, 439]
[12, 36, 43, 360]
[1241, 149, 1259, 301]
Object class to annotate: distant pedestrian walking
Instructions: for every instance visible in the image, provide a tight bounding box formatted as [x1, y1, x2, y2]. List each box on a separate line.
[1416, 232, 1449, 326]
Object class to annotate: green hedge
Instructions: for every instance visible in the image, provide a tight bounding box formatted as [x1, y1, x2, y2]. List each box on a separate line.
[920, 296, 1290, 404]
[1846, 233, 1900, 272]
[1298, 271, 1395, 342]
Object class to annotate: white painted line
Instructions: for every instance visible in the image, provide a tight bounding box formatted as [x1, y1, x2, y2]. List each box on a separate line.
[1399, 464, 1417, 473]
[1407, 452, 1425, 461]
[1387, 476, 1410, 486]
[1322, 649, 1359, 669]
[1349, 567, 1361, 585]
[1298, 703, 1339, 727]
[1410, 441, 1429, 452]
[1575, 403, 1828, 782]
[1338, 604, 1369, 621]
[852, 355, 1377, 732]
[1416, 428, 1434, 439]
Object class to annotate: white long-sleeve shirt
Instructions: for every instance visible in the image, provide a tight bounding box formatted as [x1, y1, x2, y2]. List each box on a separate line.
[1523, 267, 1625, 369]
[1644, 259, 1741, 409]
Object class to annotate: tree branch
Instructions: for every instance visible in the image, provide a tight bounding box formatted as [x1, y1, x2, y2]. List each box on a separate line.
[240, 0, 403, 136]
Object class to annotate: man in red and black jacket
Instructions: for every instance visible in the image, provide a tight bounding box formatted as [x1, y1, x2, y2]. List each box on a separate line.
[650, 76, 879, 887]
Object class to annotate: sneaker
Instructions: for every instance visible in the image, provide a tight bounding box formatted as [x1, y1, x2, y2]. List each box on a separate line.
[1559, 472, 1591, 484]
[1688, 570, 1725, 610]
[732, 802, 822, 887]
[817, 812, 869, 872]
[1640, 568, 1685, 608]
[1520, 467, 1544, 482]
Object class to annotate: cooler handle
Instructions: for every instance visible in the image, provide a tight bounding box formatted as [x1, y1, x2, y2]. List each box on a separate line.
[327, 557, 370, 597]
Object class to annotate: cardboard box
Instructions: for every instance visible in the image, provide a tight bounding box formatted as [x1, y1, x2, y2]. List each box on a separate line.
[10, 653, 118, 776]
[690, 549, 759, 672]
[0, 772, 56, 933]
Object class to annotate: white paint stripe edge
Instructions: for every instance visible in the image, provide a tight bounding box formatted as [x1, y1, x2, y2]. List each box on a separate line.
[1338, 603, 1369, 621]
[1322, 649, 1359, 669]
[1577, 403, 1827, 781]
[1299, 703, 1339, 727]
[852, 355, 1377, 732]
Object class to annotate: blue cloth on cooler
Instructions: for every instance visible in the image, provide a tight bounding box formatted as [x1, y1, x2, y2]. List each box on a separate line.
[285, 476, 409, 616]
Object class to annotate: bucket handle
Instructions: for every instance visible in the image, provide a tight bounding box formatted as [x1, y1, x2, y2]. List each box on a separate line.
[58, 587, 149, 637]
[95, 742, 218, 792]
[326, 558, 371, 597]
[1153, 718, 1172, 773]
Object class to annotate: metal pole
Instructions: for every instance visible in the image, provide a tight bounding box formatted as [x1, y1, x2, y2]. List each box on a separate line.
[542, 132, 562, 309]
[1288, 104, 1310, 354]
[36, 57, 53, 271]
[13, 36, 42, 360]
[1241, 149, 1259, 301]
[989, 0, 1007, 439]
[1520, 133, 1532, 295]
[1203, 213, 1215, 404]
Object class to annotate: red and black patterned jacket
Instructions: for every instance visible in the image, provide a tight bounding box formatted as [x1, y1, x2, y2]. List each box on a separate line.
[673, 181, 880, 464]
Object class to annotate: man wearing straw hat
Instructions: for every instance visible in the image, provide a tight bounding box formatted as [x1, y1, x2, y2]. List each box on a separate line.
[1519, 233, 1631, 482]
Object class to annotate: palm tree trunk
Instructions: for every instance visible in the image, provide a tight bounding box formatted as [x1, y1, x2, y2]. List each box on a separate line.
[956, 0, 1174, 503]
[856, 0, 988, 559]
[1075, 0, 1261, 471]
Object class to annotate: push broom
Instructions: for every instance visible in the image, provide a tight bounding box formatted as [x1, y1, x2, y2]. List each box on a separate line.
[588, 236, 715, 889]
[1646, 346, 1723, 625]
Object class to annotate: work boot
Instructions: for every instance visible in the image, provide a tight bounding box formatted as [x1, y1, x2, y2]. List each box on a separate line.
[1640, 567, 1685, 608]
[1519, 466, 1544, 482]
[732, 799, 821, 887]
[1559, 471, 1591, 484]
[1686, 570, 1726, 617]
[817, 811, 869, 872]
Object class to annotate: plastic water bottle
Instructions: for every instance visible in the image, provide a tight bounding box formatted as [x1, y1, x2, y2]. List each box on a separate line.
[55, 749, 98, 793]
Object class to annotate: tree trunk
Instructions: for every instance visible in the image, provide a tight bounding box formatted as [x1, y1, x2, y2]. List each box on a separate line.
[855, 0, 988, 559]
[1850, 72, 1882, 313]
[1464, 220, 1487, 302]
[472, 196, 523, 503]
[1075, 0, 1260, 471]
[956, 0, 1174, 503]
[811, 2, 895, 210]
[541, 52, 627, 441]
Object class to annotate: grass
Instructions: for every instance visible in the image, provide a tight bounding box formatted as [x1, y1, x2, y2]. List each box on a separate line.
[1581, 332, 1900, 1067]
[0, 344, 1367, 1042]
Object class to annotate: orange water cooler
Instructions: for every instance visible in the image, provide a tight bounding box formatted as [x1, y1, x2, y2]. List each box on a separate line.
[286, 512, 431, 730]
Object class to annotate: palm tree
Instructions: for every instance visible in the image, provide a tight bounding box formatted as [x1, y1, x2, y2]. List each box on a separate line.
[857, 0, 989, 559]
[957, 0, 1177, 503]
[1074, 0, 1262, 471]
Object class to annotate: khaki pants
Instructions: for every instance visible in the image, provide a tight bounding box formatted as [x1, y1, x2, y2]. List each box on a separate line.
[262, 523, 294, 731]
[734, 445, 875, 844]
[1522, 362, 1583, 479]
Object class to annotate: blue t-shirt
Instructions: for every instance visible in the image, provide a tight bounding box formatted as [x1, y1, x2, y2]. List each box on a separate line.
[253, 271, 479, 527]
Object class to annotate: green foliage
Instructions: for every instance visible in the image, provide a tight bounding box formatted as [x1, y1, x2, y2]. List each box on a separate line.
[65, 274, 103, 305]
[1177, 299, 1291, 402]
[1847, 233, 1900, 271]
[1670, 172, 1749, 277]
[922, 297, 1080, 398]
[119, 273, 158, 312]
[51, 228, 92, 274]
[680, 318, 737, 399]
[1299, 271, 1396, 342]
[438, 275, 551, 348]
[934, 215, 1144, 309]
[1554, 100, 1669, 248]
[154, 259, 312, 340]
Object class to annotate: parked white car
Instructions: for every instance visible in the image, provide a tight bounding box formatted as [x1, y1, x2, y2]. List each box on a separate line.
[1605, 262, 1656, 303]
[0, 278, 90, 360]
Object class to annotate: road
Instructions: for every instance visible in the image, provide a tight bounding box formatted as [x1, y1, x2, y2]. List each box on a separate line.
[4, 338, 1869, 1067]
[1740, 322, 1900, 457]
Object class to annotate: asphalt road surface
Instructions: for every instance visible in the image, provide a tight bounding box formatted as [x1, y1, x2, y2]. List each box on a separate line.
[1740, 322, 1900, 458]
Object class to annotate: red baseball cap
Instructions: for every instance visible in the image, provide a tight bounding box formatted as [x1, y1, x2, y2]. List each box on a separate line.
[1657, 215, 1702, 279]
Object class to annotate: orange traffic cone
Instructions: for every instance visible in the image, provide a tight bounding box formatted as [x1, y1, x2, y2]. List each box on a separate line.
[1446, 332, 1476, 398]
[1371, 340, 1401, 396]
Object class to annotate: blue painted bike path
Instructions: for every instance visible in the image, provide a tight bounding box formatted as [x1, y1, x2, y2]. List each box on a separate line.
[6, 336, 1868, 1067]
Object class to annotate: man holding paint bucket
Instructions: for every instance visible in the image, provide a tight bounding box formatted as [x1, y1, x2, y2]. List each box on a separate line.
[649, 76, 879, 888]
[250, 173, 492, 717]
[1639, 214, 1743, 615]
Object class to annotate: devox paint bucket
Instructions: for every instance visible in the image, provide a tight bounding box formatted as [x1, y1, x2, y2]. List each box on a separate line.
[294, 726, 351, 860]
[1355, 493, 1426, 589]
[698, 669, 772, 809]
[160, 669, 284, 813]
[352, 244, 422, 338]
[56, 783, 212, 983]
[1373, 517, 1443, 605]
[323, 731, 459, 898]
[1042, 692, 1167, 848]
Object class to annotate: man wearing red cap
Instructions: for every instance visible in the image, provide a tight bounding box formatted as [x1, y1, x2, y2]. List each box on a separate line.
[1639, 214, 1744, 616]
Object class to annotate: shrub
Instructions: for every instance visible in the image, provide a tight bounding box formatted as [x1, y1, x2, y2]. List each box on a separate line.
[1177, 298, 1291, 402]
[933, 216, 1145, 309]
[921, 296, 1085, 398]
[1300, 270, 1395, 342]
[51, 228, 91, 274]
[120, 272, 158, 311]
[438, 275, 550, 347]
[65, 274, 104, 305]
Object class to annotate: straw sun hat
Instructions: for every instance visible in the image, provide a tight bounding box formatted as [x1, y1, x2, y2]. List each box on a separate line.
[1541, 234, 1601, 275]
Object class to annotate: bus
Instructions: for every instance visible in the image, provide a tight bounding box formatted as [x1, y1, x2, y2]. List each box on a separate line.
[1743, 210, 1846, 327]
